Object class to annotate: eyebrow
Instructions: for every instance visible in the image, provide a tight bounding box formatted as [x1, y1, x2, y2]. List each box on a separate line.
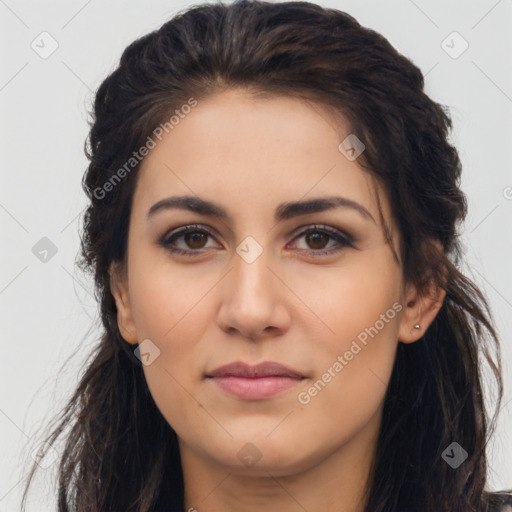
[147, 195, 376, 224]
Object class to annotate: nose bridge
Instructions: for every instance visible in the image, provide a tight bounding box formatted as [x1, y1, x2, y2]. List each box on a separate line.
[216, 233, 289, 338]
[231, 235, 275, 303]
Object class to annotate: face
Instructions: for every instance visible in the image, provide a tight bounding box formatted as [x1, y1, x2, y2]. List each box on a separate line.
[110, 88, 440, 477]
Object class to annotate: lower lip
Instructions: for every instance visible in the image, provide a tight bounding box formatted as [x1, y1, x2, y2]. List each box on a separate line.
[208, 375, 303, 399]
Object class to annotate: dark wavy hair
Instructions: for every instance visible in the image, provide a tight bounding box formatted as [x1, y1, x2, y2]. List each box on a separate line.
[21, 1, 509, 511]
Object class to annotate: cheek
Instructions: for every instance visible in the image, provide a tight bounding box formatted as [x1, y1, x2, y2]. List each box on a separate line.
[296, 351, 392, 454]
[298, 260, 402, 414]
[127, 262, 216, 403]
[296, 252, 402, 354]
[295, 308, 400, 446]
[128, 257, 213, 342]
[136, 305, 209, 437]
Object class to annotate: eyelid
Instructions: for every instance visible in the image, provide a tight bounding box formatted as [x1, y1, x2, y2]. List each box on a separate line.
[287, 223, 355, 244]
[163, 223, 217, 240]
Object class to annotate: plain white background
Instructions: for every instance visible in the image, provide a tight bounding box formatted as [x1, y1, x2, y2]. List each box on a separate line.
[1, 0, 511, 510]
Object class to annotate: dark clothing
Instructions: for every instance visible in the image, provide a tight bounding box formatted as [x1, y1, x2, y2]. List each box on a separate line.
[487, 492, 512, 512]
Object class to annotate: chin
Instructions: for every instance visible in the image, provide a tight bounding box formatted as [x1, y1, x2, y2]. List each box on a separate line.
[207, 437, 321, 476]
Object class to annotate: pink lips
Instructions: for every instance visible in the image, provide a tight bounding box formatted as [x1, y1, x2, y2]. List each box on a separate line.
[206, 361, 305, 400]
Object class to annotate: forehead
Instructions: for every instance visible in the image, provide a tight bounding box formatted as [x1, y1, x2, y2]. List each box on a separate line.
[133, 88, 393, 232]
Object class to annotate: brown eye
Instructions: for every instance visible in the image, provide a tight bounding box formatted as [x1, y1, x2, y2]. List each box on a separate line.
[183, 231, 208, 249]
[305, 231, 330, 250]
[161, 225, 217, 255]
[289, 225, 353, 256]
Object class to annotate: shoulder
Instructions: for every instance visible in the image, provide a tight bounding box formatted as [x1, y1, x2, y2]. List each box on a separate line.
[486, 491, 512, 512]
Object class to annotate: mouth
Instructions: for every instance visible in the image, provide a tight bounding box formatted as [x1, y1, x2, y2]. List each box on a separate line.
[206, 361, 305, 379]
[205, 361, 306, 400]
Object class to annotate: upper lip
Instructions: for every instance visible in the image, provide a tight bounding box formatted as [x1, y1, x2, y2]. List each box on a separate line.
[206, 361, 305, 379]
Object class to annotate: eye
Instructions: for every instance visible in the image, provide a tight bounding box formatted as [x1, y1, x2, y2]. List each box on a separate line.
[160, 224, 218, 255]
[287, 224, 354, 256]
[160, 223, 353, 256]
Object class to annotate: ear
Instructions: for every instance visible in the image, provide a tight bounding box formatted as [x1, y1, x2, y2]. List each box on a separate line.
[109, 261, 138, 344]
[397, 241, 447, 344]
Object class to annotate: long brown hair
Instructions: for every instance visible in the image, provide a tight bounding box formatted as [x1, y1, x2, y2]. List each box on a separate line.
[21, 1, 507, 511]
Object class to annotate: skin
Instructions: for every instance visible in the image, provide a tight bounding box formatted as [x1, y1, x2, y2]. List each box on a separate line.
[110, 88, 445, 512]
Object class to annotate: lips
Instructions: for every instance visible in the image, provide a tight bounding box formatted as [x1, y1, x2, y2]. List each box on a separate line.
[205, 361, 306, 400]
[206, 361, 305, 379]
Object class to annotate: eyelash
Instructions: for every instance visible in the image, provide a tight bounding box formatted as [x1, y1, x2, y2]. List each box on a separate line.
[159, 223, 354, 257]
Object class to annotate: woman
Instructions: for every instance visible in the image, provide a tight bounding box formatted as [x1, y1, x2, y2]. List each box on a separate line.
[21, 1, 512, 511]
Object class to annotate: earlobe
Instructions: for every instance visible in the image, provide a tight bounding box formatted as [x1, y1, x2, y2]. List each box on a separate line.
[109, 262, 138, 344]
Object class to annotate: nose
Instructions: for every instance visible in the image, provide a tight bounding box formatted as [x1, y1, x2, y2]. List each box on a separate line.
[216, 245, 291, 341]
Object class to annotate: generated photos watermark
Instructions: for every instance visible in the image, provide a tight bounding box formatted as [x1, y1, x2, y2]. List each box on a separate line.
[297, 301, 403, 405]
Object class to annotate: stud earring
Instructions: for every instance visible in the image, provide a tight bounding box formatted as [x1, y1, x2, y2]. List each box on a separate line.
[414, 324, 421, 329]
